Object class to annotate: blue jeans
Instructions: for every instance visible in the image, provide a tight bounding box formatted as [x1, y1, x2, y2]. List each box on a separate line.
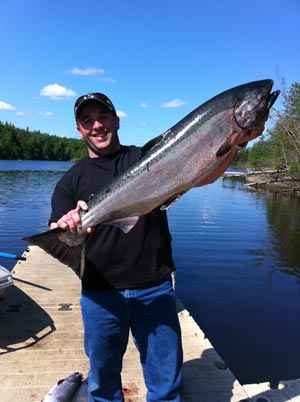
[80, 278, 183, 402]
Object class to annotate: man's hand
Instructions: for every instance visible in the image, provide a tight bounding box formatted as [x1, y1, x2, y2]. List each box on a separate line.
[50, 201, 93, 233]
[237, 124, 265, 148]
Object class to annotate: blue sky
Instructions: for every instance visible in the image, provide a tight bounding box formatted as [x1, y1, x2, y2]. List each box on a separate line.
[0, 0, 299, 146]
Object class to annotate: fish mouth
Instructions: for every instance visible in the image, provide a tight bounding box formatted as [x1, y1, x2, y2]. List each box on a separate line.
[256, 88, 280, 123]
[268, 90, 280, 109]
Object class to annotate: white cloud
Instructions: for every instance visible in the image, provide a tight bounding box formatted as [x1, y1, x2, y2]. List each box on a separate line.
[161, 99, 186, 108]
[16, 111, 32, 116]
[140, 102, 149, 108]
[39, 111, 53, 117]
[40, 84, 76, 100]
[65, 67, 105, 76]
[99, 77, 116, 84]
[133, 121, 148, 127]
[0, 101, 16, 111]
[117, 110, 127, 118]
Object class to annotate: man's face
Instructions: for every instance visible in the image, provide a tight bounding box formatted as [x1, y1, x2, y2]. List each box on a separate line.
[76, 102, 120, 157]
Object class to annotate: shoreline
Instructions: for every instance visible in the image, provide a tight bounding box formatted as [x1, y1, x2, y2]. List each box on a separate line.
[223, 169, 300, 195]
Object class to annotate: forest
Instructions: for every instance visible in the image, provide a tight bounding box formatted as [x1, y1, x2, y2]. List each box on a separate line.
[0, 123, 87, 161]
[0, 82, 299, 179]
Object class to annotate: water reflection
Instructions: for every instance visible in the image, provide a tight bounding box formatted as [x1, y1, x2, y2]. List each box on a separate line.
[223, 177, 300, 279]
[265, 192, 300, 281]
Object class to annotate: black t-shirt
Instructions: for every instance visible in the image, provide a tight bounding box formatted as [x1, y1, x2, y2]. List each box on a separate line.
[50, 145, 175, 290]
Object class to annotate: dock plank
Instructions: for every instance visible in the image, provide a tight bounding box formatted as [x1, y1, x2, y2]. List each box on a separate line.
[0, 246, 298, 401]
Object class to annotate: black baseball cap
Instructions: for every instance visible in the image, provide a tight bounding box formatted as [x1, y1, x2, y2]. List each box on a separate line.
[74, 92, 116, 119]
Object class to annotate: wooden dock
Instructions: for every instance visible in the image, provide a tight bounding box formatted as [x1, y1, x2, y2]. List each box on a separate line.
[1, 246, 299, 402]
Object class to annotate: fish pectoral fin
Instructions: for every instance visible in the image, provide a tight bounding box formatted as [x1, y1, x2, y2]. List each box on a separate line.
[104, 216, 140, 233]
[160, 193, 185, 210]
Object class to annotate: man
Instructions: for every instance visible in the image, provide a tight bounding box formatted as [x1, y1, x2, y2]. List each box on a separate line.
[49, 93, 183, 402]
[49, 92, 263, 402]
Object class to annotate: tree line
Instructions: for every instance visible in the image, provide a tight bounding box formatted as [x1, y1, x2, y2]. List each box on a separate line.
[0, 122, 87, 161]
[233, 81, 300, 179]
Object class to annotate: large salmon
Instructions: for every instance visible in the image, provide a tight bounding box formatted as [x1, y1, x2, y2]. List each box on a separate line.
[23, 79, 280, 278]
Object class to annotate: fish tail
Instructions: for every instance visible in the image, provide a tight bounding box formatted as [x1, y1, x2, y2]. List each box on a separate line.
[23, 227, 86, 278]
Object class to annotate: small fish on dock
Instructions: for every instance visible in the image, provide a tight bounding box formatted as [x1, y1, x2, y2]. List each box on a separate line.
[42, 372, 83, 402]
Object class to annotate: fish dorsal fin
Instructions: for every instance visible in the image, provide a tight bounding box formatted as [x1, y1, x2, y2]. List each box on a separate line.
[103, 216, 140, 233]
[160, 193, 184, 210]
[140, 134, 163, 157]
[140, 129, 171, 158]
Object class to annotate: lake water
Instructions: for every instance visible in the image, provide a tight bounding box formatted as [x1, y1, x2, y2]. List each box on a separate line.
[0, 159, 300, 387]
